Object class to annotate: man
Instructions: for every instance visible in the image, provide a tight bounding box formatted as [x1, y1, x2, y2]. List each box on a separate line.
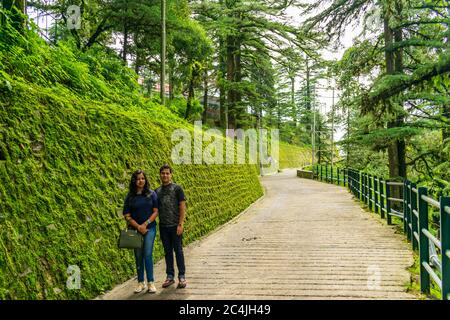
[156, 164, 187, 289]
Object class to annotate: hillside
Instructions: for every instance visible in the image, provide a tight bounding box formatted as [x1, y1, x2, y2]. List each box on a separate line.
[0, 21, 263, 299]
[279, 142, 311, 169]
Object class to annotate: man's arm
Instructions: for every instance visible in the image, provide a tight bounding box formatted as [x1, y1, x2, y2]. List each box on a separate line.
[177, 200, 186, 236]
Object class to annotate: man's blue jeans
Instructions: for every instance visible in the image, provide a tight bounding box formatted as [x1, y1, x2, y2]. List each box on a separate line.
[134, 224, 156, 283]
[160, 225, 185, 280]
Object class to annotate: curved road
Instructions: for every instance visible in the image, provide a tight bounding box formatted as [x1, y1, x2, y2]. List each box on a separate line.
[98, 169, 416, 300]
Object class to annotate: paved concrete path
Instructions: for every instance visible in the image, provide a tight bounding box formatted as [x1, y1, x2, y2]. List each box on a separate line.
[98, 170, 416, 300]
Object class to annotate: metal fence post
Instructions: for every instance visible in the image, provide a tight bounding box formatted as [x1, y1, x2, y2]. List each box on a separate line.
[344, 168, 347, 187]
[350, 170, 353, 194]
[379, 178, 385, 219]
[358, 171, 362, 200]
[363, 173, 367, 205]
[351, 170, 355, 195]
[371, 175, 374, 211]
[363, 173, 366, 204]
[417, 187, 430, 294]
[406, 181, 412, 242]
[374, 176, 379, 214]
[362, 173, 366, 204]
[359, 171, 362, 200]
[351, 170, 354, 195]
[331, 166, 334, 184]
[386, 180, 392, 225]
[403, 180, 408, 237]
[360, 172, 363, 201]
[411, 183, 418, 251]
[440, 196, 450, 300]
[361, 173, 364, 202]
[366, 174, 370, 207]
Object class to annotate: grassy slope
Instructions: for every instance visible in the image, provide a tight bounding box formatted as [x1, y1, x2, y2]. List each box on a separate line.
[0, 21, 263, 299]
[279, 142, 311, 169]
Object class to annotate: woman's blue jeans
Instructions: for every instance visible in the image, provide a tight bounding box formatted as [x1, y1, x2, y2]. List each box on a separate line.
[134, 225, 156, 283]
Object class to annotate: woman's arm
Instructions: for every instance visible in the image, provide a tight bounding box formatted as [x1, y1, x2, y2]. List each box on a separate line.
[147, 208, 158, 225]
[124, 213, 147, 235]
[124, 213, 140, 229]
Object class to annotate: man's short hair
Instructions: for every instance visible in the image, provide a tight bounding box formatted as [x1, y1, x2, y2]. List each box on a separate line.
[160, 163, 173, 173]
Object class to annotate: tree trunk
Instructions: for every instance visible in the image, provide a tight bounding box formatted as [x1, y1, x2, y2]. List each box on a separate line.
[218, 0, 227, 129]
[226, 35, 236, 129]
[184, 80, 195, 119]
[305, 59, 312, 133]
[202, 70, 208, 124]
[277, 101, 281, 130]
[291, 76, 296, 126]
[218, 36, 227, 128]
[317, 127, 322, 164]
[346, 104, 350, 167]
[384, 5, 406, 180]
[394, 1, 406, 179]
[2, 0, 26, 29]
[384, 16, 396, 176]
[2, 0, 13, 10]
[134, 33, 140, 74]
[305, 60, 311, 112]
[122, 21, 128, 63]
[442, 104, 450, 141]
[168, 60, 174, 102]
[234, 36, 242, 128]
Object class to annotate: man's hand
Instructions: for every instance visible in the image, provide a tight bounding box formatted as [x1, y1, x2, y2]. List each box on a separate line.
[137, 224, 148, 235]
[177, 224, 183, 236]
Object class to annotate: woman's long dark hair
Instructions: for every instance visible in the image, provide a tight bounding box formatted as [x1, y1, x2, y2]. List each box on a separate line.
[127, 169, 152, 198]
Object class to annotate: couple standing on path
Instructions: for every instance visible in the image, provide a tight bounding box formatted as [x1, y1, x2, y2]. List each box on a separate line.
[122, 164, 187, 294]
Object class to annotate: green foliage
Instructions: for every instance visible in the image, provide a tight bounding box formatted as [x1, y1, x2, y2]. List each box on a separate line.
[0, 17, 263, 299]
[318, 0, 450, 195]
[279, 142, 311, 169]
[192, 0, 322, 129]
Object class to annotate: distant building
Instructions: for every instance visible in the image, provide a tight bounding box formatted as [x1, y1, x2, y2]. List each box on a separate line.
[153, 82, 170, 94]
[205, 96, 220, 121]
[145, 79, 221, 121]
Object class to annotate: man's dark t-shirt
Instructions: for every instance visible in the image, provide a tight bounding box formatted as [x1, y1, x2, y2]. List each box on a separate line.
[122, 191, 158, 229]
[156, 183, 186, 227]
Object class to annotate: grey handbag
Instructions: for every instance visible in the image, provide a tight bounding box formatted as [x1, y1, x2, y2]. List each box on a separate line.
[118, 226, 144, 249]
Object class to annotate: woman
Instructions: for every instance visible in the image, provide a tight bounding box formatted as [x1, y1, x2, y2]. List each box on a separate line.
[123, 169, 158, 293]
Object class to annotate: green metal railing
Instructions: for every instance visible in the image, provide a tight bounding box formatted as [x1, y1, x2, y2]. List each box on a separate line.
[312, 164, 450, 300]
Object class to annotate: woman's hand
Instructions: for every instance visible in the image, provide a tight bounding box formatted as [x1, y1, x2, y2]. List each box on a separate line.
[137, 224, 148, 235]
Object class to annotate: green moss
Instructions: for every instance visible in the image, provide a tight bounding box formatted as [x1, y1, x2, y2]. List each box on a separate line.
[0, 20, 263, 299]
[279, 142, 311, 169]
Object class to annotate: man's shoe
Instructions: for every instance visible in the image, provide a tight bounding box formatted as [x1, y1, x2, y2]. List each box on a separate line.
[177, 278, 187, 289]
[134, 282, 147, 293]
[148, 282, 157, 293]
[162, 278, 175, 288]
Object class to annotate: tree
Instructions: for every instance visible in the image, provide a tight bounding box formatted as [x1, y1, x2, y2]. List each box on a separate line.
[2, 0, 27, 30]
[192, 0, 322, 129]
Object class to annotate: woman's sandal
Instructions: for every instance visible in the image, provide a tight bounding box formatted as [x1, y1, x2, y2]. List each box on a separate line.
[162, 278, 175, 288]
